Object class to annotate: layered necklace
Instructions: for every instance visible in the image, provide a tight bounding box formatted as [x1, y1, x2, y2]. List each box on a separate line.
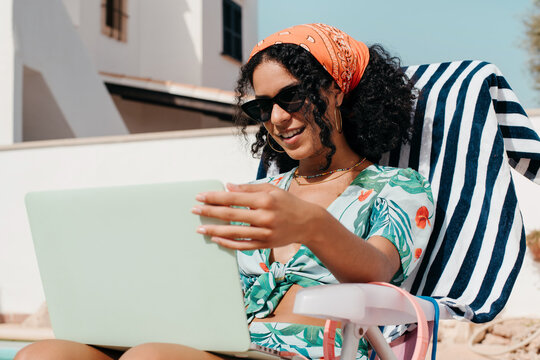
[293, 157, 366, 186]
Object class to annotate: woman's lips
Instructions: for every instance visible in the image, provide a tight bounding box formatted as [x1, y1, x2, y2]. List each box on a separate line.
[277, 127, 305, 145]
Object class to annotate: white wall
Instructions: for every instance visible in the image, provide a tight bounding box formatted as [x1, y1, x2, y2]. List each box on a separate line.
[12, 0, 128, 140]
[0, 0, 19, 145]
[75, 0, 140, 76]
[1, 126, 539, 315]
[77, 0, 204, 86]
[503, 114, 540, 319]
[74, 0, 257, 91]
[0, 129, 259, 314]
[201, 0, 259, 91]
[61, 0, 81, 27]
[139, 0, 203, 85]
[516, 115, 540, 234]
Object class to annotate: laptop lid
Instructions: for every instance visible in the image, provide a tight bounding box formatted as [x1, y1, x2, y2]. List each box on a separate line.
[25, 180, 252, 353]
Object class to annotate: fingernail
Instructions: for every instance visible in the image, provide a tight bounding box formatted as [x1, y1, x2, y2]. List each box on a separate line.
[227, 183, 239, 190]
[195, 193, 206, 202]
[191, 207, 202, 215]
[196, 226, 206, 234]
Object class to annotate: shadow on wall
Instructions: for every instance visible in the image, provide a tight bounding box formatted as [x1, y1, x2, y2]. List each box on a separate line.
[23, 66, 75, 141]
[13, 0, 128, 142]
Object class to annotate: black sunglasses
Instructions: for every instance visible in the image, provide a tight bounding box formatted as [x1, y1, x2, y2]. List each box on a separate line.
[241, 84, 306, 123]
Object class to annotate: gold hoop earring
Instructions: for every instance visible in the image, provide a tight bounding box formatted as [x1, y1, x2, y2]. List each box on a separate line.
[335, 107, 343, 133]
[266, 135, 285, 153]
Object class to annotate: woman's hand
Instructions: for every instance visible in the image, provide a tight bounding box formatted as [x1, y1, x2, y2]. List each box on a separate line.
[192, 182, 400, 283]
[191, 182, 326, 250]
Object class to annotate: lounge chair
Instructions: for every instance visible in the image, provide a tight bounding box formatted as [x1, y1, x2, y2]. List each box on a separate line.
[258, 60, 540, 359]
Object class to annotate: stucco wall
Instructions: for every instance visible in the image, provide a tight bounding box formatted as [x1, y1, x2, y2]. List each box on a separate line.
[517, 115, 540, 234]
[73, 0, 257, 90]
[0, 0, 17, 144]
[75, 0, 203, 85]
[201, 0, 259, 90]
[10, 0, 127, 142]
[0, 129, 259, 314]
[1, 123, 539, 315]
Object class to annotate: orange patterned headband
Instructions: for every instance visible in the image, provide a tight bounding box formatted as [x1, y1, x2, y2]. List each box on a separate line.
[249, 23, 370, 94]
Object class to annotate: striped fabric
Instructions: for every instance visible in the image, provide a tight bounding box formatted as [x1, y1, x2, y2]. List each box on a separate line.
[257, 60, 540, 324]
[381, 61, 540, 323]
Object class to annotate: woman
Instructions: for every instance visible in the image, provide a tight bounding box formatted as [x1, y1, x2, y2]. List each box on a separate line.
[16, 24, 434, 360]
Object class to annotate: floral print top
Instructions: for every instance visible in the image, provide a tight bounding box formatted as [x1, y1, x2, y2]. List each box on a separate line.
[237, 164, 434, 324]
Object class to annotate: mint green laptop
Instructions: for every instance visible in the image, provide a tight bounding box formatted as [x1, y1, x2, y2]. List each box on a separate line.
[25, 181, 280, 359]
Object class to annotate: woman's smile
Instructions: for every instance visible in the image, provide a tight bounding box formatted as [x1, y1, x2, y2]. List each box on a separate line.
[276, 126, 305, 144]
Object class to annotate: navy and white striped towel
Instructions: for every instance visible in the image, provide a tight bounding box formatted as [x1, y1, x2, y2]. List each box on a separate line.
[257, 60, 540, 325]
[382, 60, 540, 323]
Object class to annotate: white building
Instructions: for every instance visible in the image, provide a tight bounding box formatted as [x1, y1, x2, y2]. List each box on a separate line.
[0, 0, 261, 318]
[2, 0, 258, 144]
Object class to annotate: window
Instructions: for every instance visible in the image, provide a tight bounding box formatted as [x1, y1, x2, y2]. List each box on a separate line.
[101, 0, 128, 42]
[222, 0, 242, 61]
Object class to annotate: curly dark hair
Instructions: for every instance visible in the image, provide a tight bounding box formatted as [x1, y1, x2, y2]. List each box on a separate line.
[234, 43, 415, 173]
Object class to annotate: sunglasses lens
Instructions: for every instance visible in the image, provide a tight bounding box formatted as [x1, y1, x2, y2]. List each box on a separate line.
[241, 100, 271, 123]
[277, 87, 305, 112]
[259, 107, 271, 122]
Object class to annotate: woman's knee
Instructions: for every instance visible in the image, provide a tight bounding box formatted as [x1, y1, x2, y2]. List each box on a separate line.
[121, 343, 168, 360]
[120, 342, 222, 360]
[15, 339, 114, 360]
[15, 340, 69, 360]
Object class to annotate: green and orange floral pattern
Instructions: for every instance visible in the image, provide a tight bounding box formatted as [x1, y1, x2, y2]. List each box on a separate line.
[238, 164, 434, 359]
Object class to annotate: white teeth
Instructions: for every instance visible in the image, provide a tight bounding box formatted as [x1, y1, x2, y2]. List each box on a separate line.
[279, 128, 303, 139]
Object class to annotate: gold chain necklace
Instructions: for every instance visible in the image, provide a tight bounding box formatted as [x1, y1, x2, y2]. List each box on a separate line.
[293, 158, 366, 186]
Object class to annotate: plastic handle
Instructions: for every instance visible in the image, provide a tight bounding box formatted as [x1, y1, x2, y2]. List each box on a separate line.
[370, 282, 429, 360]
[323, 319, 339, 360]
[321, 283, 429, 360]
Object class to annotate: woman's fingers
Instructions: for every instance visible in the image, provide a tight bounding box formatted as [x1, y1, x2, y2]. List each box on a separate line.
[226, 182, 276, 193]
[197, 224, 271, 242]
[192, 204, 252, 223]
[197, 183, 279, 208]
[207, 236, 266, 251]
[196, 191, 264, 209]
[191, 205, 275, 227]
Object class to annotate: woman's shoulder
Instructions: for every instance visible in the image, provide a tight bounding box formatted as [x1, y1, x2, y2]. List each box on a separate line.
[367, 164, 433, 203]
[352, 164, 427, 188]
[351, 164, 432, 201]
[365, 164, 424, 177]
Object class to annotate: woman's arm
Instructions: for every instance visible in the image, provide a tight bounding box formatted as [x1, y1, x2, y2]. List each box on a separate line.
[191, 182, 400, 283]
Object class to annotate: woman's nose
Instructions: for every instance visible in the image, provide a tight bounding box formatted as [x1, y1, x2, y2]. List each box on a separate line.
[270, 103, 291, 125]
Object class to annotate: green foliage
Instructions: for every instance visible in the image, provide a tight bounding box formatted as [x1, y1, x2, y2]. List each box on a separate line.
[525, 1, 540, 92]
[526, 229, 540, 261]
[526, 229, 540, 245]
